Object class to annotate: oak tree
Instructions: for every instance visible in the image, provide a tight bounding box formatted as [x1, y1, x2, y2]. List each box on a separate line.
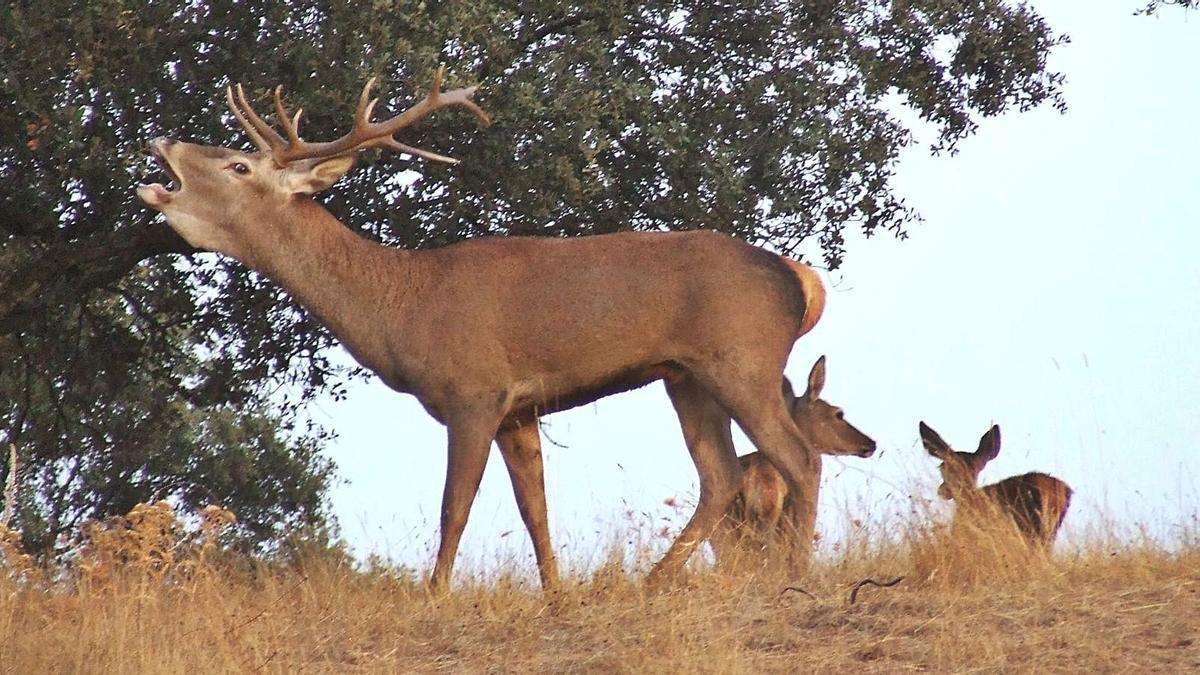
[1, 0, 1070, 553]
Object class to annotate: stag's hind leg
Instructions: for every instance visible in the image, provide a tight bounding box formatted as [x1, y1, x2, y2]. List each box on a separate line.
[778, 458, 823, 570]
[495, 421, 560, 589]
[647, 375, 741, 587]
[710, 487, 755, 570]
[697, 366, 822, 573]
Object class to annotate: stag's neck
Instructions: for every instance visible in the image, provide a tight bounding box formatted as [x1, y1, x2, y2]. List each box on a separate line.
[240, 200, 413, 373]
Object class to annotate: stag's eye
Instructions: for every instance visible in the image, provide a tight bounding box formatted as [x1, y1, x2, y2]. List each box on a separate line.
[835, 410, 845, 420]
[230, 162, 250, 175]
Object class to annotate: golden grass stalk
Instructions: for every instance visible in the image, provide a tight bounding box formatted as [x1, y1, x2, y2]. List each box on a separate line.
[1, 498, 1196, 673]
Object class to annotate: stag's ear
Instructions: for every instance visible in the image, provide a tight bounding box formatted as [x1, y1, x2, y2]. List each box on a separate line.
[285, 154, 357, 195]
[803, 355, 826, 401]
[975, 424, 1001, 463]
[919, 421, 953, 459]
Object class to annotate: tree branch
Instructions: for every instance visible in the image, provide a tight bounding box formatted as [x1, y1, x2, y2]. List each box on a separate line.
[0, 221, 196, 335]
[477, 11, 601, 80]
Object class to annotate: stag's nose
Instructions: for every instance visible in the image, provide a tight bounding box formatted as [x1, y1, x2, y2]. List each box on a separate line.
[860, 439, 877, 458]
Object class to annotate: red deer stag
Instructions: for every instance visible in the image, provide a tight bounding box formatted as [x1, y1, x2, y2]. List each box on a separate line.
[711, 356, 875, 569]
[137, 68, 829, 591]
[918, 422, 1072, 549]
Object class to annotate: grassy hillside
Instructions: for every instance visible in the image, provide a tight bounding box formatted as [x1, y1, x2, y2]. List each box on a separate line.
[2, 501, 1197, 673]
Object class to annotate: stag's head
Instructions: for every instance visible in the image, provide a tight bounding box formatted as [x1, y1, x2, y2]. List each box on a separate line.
[137, 68, 489, 258]
[787, 356, 876, 458]
[919, 421, 1001, 500]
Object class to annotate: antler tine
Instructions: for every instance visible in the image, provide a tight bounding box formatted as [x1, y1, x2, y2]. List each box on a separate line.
[451, 86, 492, 125]
[431, 64, 445, 97]
[227, 68, 490, 166]
[352, 67, 492, 151]
[379, 137, 461, 165]
[347, 77, 460, 163]
[422, 67, 492, 126]
[232, 83, 287, 153]
[354, 77, 381, 129]
[226, 85, 270, 152]
[273, 86, 301, 146]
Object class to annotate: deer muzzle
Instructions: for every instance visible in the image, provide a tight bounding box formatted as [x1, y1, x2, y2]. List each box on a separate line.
[137, 138, 180, 208]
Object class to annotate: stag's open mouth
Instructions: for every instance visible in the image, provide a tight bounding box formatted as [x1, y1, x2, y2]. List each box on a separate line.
[137, 142, 180, 207]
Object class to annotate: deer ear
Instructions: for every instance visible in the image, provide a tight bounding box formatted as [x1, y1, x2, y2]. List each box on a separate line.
[975, 424, 1001, 463]
[803, 355, 826, 401]
[919, 421, 953, 459]
[286, 154, 356, 195]
[781, 376, 797, 408]
[777, 372, 796, 415]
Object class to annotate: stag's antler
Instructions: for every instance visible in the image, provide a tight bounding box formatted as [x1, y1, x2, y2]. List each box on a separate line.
[226, 66, 491, 167]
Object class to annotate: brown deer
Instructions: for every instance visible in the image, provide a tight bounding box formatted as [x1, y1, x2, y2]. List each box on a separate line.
[137, 69, 830, 591]
[711, 356, 875, 569]
[918, 421, 1072, 549]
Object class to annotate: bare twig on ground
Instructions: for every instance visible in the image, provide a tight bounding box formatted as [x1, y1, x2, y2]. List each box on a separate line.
[848, 576, 905, 605]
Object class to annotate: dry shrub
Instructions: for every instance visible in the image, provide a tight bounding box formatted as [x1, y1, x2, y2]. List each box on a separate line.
[0, 523, 38, 585]
[72, 500, 238, 590]
[711, 527, 793, 577]
[907, 510, 1052, 588]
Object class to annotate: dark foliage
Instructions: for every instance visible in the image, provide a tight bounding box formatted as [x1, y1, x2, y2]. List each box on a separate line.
[0, 0, 1069, 554]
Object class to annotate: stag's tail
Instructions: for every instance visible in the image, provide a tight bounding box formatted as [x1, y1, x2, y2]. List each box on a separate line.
[781, 258, 826, 337]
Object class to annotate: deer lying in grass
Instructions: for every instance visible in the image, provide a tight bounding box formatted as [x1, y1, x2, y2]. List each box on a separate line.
[137, 68, 830, 591]
[919, 422, 1072, 549]
[710, 356, 875, 569]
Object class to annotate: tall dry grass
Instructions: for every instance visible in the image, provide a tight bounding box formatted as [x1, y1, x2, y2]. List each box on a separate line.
[1, 498, 1197, 674]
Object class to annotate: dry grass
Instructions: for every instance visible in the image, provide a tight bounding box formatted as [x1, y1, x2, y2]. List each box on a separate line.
[1, 504, 1197, 674]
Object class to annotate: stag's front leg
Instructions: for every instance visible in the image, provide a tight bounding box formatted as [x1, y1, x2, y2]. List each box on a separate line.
[648, 376, 741, 588]
[429, 407, 504, 593]
[495, 421, 560, 590]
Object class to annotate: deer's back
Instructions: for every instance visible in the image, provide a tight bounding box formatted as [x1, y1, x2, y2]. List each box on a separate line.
[419, 230, 806, 329]
[979, 472, 1072, 546]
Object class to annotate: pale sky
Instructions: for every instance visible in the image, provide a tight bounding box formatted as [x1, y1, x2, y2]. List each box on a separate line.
[310, 3, 1200, 577]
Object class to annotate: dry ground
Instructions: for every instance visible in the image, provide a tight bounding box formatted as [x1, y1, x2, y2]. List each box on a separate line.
[1, 506, 1197, 673]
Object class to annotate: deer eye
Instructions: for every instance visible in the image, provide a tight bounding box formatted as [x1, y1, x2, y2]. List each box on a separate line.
[230, 162, 250, 175]
[834, 410, 845, 420]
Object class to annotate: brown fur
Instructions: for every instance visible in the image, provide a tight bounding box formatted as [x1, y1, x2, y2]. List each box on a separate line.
[711, 357, 875, 569]
[137, 82, 832, 591]
[783, 258, 826, 338]
[980, 472, 1073, 547]
[919, 422, 1072, 549]
[725, 452, 790, 539]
